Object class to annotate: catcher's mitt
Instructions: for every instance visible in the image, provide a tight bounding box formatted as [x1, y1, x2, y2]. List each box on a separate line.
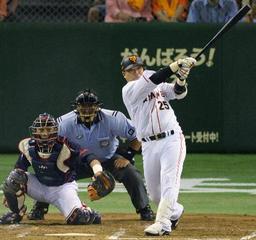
[87, 171, 115, 201]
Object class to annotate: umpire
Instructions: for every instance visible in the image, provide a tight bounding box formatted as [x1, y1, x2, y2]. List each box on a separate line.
[28, 89, 154, 221]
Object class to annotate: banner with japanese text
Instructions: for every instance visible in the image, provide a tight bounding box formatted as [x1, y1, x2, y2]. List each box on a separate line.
[0, 23, 255, 152]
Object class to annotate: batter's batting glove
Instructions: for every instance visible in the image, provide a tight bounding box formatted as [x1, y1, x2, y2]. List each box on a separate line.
[169, 57, 197, 79]
[87, 171, 115, 201]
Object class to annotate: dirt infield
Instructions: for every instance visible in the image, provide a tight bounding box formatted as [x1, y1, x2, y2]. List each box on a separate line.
[0, 213, 256, 240]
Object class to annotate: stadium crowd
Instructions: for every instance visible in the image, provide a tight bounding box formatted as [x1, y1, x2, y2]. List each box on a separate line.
[0, 0, 255, 23]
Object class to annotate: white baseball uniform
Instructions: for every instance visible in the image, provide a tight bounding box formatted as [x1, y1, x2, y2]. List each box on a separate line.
[122, 69, 186, 232]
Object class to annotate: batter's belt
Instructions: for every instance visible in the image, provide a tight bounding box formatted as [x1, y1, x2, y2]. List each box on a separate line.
[142, 130, 174, 142]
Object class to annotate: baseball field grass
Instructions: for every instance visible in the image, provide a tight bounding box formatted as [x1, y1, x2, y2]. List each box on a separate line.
[0, 153, 255, 215]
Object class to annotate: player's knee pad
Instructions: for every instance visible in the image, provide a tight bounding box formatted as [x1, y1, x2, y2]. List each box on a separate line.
[2, 169, 27, 214]
[66, 207, 101, 225]
[3, 169, 27, 195]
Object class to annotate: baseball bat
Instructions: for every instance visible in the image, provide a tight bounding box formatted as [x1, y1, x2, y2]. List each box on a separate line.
[194, 4, 251, 60]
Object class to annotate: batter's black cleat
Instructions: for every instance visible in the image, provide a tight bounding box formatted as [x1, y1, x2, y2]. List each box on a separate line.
[27, 202, 49, 220]
[139, 204, 155, 221]
[0, 211, 23, 224]
[171, 209, 184, 230]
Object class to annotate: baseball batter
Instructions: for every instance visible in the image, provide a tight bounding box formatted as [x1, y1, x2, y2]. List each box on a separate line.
[0, 113, 100, 225]
[121, 55, 196, 236]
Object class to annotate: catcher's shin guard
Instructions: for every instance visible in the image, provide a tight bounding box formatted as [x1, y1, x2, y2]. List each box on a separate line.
[3, 169, 27, 213]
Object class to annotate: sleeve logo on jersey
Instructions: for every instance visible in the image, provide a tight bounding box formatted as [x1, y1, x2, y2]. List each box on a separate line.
[128, 129, 135, 136]
[129, 55, 137, 63]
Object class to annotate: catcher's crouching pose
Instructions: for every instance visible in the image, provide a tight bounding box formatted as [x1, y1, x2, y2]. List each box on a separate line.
[0, 113, 101, 225]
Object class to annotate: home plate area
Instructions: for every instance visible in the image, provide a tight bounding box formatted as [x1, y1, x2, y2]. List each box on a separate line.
[0, 214, 256, 240]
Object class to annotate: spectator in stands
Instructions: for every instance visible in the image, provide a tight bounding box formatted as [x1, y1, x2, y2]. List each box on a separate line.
[187, 0, 238, 23]
[0, 0, 19, 21]
[152, 0, 189, 22]
[105, 0, 153, 22]
[0, 0, 7, 20]
[236, 0, 242, 8]
[87, 0, 106, 22]
[242, 0, 256, 22]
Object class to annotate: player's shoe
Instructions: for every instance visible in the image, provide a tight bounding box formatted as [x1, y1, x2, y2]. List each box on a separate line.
[144, 222, 170, 236]
[67, 207, 101, 225]
[0, 205, 27, 225]
[81, 202, 101, 224]
[139, 204, 155, 221]
[0, 212, 22, 224]
[91, 209, 101, 224]
[171, 208, 184, 230]
[27, 202, 49, 220]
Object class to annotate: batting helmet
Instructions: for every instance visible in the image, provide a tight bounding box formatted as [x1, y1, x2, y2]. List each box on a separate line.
[121, 55, 144, 71]
[73, 89, 102, 125]
[29, 113, 58, 154]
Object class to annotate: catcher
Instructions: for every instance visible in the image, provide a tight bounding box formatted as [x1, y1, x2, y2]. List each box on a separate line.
[27, 89, 154, 221]
[0, 113, 101, 225]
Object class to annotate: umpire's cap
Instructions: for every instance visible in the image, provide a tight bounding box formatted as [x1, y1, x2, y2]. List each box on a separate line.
[121, 55, 144, 71]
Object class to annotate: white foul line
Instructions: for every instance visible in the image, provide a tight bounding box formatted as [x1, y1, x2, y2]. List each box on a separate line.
[107, 228, 126, 239]
[241, 232, 256, 240]
[118, 238, 168, 240]
[118, 238, 230, 240]
[45, 233, 96, 237]
[17, 232, 30, 238]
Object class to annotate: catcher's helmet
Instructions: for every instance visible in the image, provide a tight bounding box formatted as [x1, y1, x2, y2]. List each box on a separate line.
[73, 89, 102, 124]
[121, 55, 144, 71]
[29, 113, 58, 154]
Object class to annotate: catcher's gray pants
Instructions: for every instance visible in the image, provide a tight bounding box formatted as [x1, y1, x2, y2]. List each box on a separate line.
[26, 173, 82, 218]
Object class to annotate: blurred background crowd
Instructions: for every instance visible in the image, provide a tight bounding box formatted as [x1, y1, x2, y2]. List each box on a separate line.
[0, 0, 255, 23]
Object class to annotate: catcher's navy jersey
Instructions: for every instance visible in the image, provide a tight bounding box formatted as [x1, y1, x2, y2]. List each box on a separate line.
[57, 109, 136, 161]
[16, 138, 77, 186]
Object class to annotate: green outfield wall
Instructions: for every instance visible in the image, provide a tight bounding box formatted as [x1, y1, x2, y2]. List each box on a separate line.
[0, 22, 255, 153]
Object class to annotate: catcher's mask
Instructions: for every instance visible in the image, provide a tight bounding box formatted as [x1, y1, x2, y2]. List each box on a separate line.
[121, 55, 144, 72]
[29, 113, 58, 154]
[73, 89, 102, 124]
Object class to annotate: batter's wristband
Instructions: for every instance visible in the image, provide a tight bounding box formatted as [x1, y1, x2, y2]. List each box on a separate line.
[174, 82, 187, 95]
[149, 66, 173, 84]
